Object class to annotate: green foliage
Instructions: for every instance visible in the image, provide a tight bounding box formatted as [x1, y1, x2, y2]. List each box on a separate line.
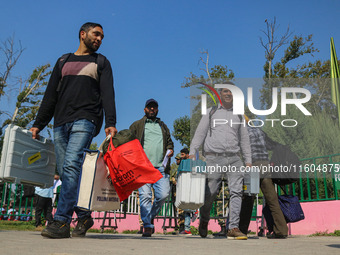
[210, 65, 235, 82]
[172, 115, 190, 148]
[263, 106, 340, 159]
[260, 35, 321, 108]
[170, 162, 178, 182]
[1, 64, 51, 130]
[121, 229, 139, 234]
[264, 109, 339, 202]
[0, 64, 52, 158]
[281, 35, 318, 65]
[182, 64, 235, 88]
[89, 142, 98, 150]
[309, 230, 340, 237]
[190, 226, 199, 235]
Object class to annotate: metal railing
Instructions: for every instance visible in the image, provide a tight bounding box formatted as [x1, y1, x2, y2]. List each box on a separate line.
[0, 182, 34, 221]
[277, 153, 340, 202]
[2, 154, 339, 223]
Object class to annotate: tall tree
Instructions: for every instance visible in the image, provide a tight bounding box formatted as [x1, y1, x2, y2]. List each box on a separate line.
[0, 64, 51, 156]
[172, 115, 190, 148]
[180, 51, 235, 143]
[259, 18, 319, 109]
[259, 18, 340, 162]
[0, 37, 52, 156]
[0, 36, 25, 101]
[2, 64, 51, 129]
[260, 17, 292, 79]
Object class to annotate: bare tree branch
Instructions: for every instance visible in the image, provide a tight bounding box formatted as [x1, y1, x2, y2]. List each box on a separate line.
[259, 17, 293, 78]
[199, 49, 213, 85]
[0, 35, 25, 98]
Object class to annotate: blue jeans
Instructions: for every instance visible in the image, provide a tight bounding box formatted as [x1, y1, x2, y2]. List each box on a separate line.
[184, 211, 192, 231]
[53, 119, 96, 223]
[138, 167, 170, 229]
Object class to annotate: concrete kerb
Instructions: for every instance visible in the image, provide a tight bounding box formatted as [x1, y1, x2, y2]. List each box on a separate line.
[1, 230, 340, 255]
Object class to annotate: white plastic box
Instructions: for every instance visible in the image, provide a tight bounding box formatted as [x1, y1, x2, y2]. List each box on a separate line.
[243, 167, 260, 195]
[0, 124, 56, 187]
[175, 159, 206, 210]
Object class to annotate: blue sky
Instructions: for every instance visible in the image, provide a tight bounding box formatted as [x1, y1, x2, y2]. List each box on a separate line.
[1, 0, 340, 155]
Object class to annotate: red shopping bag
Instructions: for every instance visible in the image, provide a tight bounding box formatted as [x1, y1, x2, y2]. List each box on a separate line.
[104, 137, 163, 201]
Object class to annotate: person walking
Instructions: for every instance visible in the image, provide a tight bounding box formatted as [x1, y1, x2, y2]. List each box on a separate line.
[239, 125, 288, 239]
[177, 148, 194, 235]
[189, 83, 252, 240]
[30, 22, 117, 238]
[129, 98, 174, 237]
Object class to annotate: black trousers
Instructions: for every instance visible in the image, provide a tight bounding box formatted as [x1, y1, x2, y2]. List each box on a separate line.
[34, 195, 53, 227]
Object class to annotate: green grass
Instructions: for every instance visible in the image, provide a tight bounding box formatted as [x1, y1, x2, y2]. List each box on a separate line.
[87, 228, 118, 234]
[309, 230, 340, 237]
[161, 226, 216, 235]
[121, 229, 138, 234]
[0, 221, 36, 231]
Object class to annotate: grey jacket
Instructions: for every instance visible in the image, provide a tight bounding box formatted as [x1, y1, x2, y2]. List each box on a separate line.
[189, 106, 252, 164]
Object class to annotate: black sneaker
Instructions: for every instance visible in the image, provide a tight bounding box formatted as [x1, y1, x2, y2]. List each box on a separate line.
[213, 227, 227, 237]
[199, 220, 209, 238]
[142, 227, 153, 237]
[137, 226, 144, 234]
[72, 217, 94, 237]
[267, 232, 287, 239]
[41, 220, 70, 239]
[151, 219, 155, 234]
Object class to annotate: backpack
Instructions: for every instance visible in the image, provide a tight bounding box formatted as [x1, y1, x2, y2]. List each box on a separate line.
[270, 144, 300, 185]
[56, 53, 106, 91]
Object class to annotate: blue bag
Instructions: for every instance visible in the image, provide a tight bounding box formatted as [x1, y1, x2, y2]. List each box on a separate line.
[278, 195, 305, 223]
[263, 195, 305, 225]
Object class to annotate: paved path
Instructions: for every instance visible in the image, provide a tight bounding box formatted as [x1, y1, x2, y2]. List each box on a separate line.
[1, 230, 340, 255]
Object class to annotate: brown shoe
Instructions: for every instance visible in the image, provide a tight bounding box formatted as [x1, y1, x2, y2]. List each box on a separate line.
[142, 227, 153, 237]
[227, 228, 248, 240]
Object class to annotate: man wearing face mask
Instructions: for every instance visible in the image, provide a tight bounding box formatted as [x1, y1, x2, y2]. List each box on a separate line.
[30, 22, 117, 239]
[129, 99, 174, 237]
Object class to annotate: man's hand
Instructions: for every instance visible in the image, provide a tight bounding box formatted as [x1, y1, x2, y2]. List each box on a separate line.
[105, 127, 117, 137]
[245, 163, 252, 168]
[168, 149, 174, 157]
[29, 127, 40, 140]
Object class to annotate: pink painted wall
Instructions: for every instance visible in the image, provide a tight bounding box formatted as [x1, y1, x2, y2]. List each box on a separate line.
[248, 200, 340, 235]
[72, 200, 340, 235]
[286, 200, 340, 235]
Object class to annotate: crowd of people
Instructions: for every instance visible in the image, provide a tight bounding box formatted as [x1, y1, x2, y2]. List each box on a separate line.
[0, 174, 62, 227]
[0, 202, 32, 221]
[20, 21, 287, 240]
